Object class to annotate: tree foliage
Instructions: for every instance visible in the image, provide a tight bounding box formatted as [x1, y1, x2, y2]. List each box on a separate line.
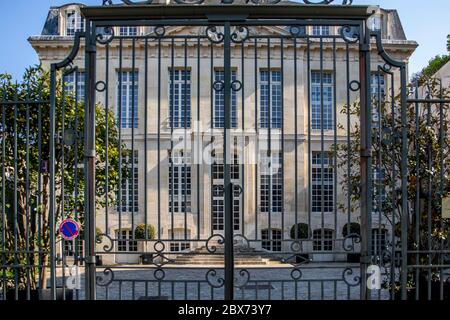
[421, 55, 450, 78]
[411, 35, 450, 84]
[0, 66, 122, 290]
[333, 77, 450, 292]
[447, 34, 450, 53]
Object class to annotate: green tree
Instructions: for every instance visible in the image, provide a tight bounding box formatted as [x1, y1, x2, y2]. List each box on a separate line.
[421, 55, 450, 78]
[333, 78, 449, 294]
[412, 35, 450, 84]
[0, 67, 122, 290]
[447, 34, 450, 52]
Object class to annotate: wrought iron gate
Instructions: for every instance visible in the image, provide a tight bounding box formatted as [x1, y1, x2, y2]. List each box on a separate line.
[1, 1, 449, 301]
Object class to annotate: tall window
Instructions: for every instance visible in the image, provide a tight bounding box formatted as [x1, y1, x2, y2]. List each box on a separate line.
[117, 71, 138, 129]
[169, 69, 191, 129]
[63, 72, 85, 102]
[371, 229, 387, 256]
[118, 150, 139, 213]
[372, 73, 387, 214]
[312, 26, 330, 36]
[260, 152, 283, 214]
[311, 71, 333, 130]
[119, 26, 138, 36]
[371, 73, 386, 98]
[262, 229, 282, 252]
[214, 70, 237, 128]
[116, 230, 137, 252]
[311, 152, 334, 213]
[313, 229, 333, 251]
[372, 168, 386, 214]
[371, 73, 386, 123]
[212, 152, 240, 231]
[212, 152, 240, 181]
[260, 70, 282, 129]
[169, 151, 191, 213]
[66, 10, 84, 36]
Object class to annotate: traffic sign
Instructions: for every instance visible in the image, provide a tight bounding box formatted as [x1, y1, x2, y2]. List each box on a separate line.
[59, 219, 80, 241]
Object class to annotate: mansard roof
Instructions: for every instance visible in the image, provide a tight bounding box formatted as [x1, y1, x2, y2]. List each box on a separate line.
[42, 3, 86, 36]
[39, 1, 408, 42]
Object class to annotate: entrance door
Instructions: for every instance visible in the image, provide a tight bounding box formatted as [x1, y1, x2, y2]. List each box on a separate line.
[212, 153, 241, 234]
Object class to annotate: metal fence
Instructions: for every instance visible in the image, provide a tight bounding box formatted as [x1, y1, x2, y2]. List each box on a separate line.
[0, 1, 449, 300]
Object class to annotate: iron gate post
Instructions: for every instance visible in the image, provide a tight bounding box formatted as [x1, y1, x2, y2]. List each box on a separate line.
[399, 65, 408, 300]
[359, 24, 373, 300]
[223, 21, 235, 301]
[49, 64, 58, 300]
[84, 19, 97, 300]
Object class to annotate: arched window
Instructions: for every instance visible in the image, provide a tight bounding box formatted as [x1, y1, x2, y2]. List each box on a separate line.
[261, 229, 282, 252]
[313, 229, 334, 252]
[169, 229, 191, 252]
[116, 230, 137, 252]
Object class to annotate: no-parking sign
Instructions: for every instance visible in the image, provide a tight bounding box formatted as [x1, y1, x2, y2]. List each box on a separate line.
[59, 219, 80, 241]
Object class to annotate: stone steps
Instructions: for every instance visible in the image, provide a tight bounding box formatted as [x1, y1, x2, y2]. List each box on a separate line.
[175, 257, 265, 261]
[173, 260, 269, 265]
[171, 245, 279, 265]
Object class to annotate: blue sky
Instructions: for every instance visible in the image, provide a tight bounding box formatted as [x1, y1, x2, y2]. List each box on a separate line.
[0, 0, 449, 80]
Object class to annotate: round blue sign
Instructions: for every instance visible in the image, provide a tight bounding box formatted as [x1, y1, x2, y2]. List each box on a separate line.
[59, 219, 80, 241]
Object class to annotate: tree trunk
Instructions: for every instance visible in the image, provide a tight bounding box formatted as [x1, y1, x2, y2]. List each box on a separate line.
[38, 175, 50, 290]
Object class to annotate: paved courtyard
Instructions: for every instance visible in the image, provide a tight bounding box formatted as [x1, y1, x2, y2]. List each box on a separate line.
[60, 264, 392, 300]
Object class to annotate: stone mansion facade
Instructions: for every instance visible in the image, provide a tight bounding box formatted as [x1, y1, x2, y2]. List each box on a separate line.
[29, 2, 417, 264]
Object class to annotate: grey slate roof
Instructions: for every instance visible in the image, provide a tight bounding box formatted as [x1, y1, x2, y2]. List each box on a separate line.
[383, 9, 407, 40]
[38, 2, 408, 41]
[41, 3, 87, 36]
[41, 8, 59, 35]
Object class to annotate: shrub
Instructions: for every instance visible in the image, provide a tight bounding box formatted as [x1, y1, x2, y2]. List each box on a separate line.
[290, 223, 310, 240]
[134, 224, 156, 240]
[96, 227, 103, 242]
[342, 222, 361, 238]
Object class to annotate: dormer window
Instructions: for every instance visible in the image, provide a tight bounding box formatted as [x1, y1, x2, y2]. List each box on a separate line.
[369, 15, 382, 31]
[66, 10, 84, 36]
[312, 26, 330, 36]
[119, 26, 138, 36]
